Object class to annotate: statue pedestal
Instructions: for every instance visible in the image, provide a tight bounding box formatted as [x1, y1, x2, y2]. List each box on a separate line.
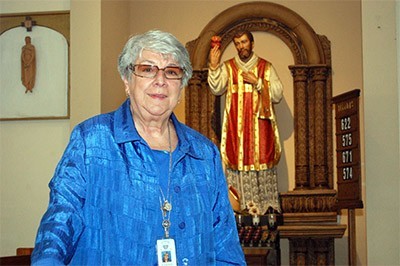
[279, 189, 347, 265]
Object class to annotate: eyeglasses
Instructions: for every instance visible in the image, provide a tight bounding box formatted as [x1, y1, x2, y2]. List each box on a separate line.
[129, 64, 184, 80]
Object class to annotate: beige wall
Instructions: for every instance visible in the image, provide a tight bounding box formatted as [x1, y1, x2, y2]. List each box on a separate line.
[70, 0, 102, 127]
[1, 0, 399, 265]
[363, 1, 400, 265]
[100, 0, 130, 114]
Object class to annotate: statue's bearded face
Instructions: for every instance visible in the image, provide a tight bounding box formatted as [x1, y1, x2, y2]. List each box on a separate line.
[233, 34, 254, 61]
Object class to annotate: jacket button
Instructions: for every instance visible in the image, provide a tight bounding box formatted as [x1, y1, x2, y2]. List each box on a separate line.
[174, 186, 181, 193]
[179, 222, 186, 229]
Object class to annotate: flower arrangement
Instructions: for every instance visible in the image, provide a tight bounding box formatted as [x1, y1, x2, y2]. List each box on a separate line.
[246, 201, 261, 217]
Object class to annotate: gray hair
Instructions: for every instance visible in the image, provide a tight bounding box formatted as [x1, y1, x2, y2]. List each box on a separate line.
[118, 30, 193, 87]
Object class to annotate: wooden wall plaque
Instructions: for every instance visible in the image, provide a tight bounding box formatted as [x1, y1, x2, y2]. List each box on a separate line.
[332, 89, 363, 209]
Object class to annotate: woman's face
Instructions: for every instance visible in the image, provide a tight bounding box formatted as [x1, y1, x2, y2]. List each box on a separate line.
[124, 50, 183, 122]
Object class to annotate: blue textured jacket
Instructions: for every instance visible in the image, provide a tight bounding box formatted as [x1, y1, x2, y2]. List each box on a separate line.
[31, 99, 246, 265]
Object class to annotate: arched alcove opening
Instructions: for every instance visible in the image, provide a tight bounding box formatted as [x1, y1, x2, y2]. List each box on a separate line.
[186, 1, 333, 192]
[0, 12, 70, 120]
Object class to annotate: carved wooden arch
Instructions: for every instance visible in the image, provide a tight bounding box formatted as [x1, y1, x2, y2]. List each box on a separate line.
[185, 1, 333, 192]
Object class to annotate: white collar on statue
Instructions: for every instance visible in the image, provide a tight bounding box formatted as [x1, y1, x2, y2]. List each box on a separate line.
[234, 53, 259, 72]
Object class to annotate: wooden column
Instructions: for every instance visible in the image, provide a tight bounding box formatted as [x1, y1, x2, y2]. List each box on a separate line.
[290, 66, 310, 188]
[310, 66, 330, 188]
[186, 69, 220, 146]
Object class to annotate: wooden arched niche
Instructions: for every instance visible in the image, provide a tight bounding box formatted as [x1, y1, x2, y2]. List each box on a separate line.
[185, 1, 334, 194]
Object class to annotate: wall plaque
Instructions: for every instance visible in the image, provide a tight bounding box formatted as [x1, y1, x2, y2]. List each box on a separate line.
[0, 11, 70, 121]
[332, 89, 363, 209]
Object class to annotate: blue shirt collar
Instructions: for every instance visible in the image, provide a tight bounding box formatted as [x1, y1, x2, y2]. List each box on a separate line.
[114, 99, 199, 158]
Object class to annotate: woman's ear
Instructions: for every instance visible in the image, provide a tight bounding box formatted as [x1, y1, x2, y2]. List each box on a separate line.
[123, 79, 130, 97]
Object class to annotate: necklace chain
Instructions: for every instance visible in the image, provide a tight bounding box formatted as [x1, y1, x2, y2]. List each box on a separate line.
[159, 120, 173, 238]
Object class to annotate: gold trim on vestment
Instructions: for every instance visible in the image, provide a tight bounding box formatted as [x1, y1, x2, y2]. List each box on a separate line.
[221, 60, 281, 171]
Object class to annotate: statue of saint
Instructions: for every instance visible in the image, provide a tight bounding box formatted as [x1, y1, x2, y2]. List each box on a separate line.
[208, 31, 283, 214]
[21, 36, 36, 93]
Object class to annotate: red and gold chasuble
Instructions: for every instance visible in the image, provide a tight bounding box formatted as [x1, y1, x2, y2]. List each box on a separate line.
[221, 58, 281, 171]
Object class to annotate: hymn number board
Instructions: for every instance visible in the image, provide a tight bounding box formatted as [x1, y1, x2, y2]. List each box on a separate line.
[332, 89, 363, 209]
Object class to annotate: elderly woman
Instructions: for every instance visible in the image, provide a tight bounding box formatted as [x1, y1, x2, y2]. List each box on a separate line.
[31, 30, 245, 265]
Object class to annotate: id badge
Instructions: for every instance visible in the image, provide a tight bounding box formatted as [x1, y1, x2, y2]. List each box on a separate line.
[157, 238, 177, 266]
